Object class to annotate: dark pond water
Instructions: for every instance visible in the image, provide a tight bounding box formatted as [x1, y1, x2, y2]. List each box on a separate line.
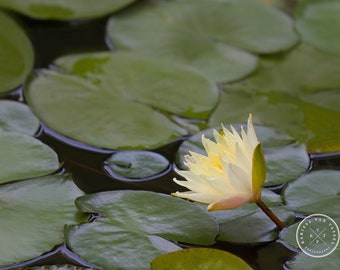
[1, 7, 340, 270]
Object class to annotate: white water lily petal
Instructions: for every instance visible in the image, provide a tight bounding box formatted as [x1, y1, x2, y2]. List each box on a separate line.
[173, 114, 266, 211]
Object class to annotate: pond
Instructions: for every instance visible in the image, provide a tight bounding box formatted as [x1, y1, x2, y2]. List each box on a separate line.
[0, 1, 340, 270]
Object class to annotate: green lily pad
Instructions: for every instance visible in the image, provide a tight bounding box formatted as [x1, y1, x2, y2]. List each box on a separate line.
[105, 150, 169, 179]
[18, 266, 98, 270]
[286, 249, 340, 270]
[226, 44, 340, 93]
[296, 0, 340, 57]
[0, 100, 39, 135]
[0, 0, 136, 20]
[211, 205, 294, 244]
[283, 170, 340, 217]
[0, 174, 87, 266]
[0, 132, 60, 184]
[279, 218, 340, 249]
[151, 248, 252, 270]
[176, 124, 309, 186]
[25, 52, 219, 150]
[281, 221, 340, 270]
[65, 190, 218, 270]
[0, 11, 33, 94]
[209, 90, 340, 153]
[107, 0, 298, 83]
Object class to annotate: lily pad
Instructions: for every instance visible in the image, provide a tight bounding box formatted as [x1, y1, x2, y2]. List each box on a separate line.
[209, 90, 340, 153]
[226, 44, 340, 93]
[283, 170, 340, 217]
[0, 0, 136, 20]
[17, 266, 98, 270]
[104, 150, 169, 179]
[0, 100, 39, 135]
[107, 0, 298, 83]
[296, 0, 340, 57]
[286, 249, 340, 270]
[65, 190, 218, 270]
[176, 124, 309, 186]
[211, 205, 294, 244]
[0, 132, 60, 184]
[151, 248, 252, 270]
[0, 11, 34, 94]
[280, 222, 340, 270]
[25, 52, 219, 150]
[0, 174, 87, 266]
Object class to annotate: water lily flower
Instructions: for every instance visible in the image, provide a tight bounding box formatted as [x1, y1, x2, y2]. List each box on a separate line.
[172, 114, 266, 211]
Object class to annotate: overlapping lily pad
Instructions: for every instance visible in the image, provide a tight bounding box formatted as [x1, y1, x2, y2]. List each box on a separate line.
[283, 170, 340, 217]
[107, 0, 298, 83]
[296, 0, 340, 57]
[280, 219, 340, 270]
[0, 11, 34, 94]
[176, 124, 309, 186]
[0, 100, 39, 135]
[65, 190, 218, 270]
[0, 174, 87, 266]
[151, 248, 252, 270]
[0, 0, 136, 20]
[0, 132, 59, 184]
[25, 52, 219, 150]
[209, 190, 295, 243]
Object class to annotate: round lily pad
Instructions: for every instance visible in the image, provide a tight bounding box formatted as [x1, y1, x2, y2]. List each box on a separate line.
[0, 100, 39, 135]
[0, 132, 60, 184]
[296, 0, 340, 57]
[151, 248, 252, 270]
[25, 52, 219, 150]
[0, 11, 33, 94]
[104, 150, 169, 179]
[65, 190, 218, 270]
[107, 0, 298, 83]
[0, 174, 87, 266]
[0, 0, 136, 20]
[283, 170, 340, 217]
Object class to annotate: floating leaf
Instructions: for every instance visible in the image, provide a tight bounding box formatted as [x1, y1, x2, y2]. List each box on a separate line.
[226, 44, 340, 93]
[176, 124, 308, 186]
[105, 150, 169, 179]
[0, 0, 136, 20]
[212, 205, 294, 244]
[0, 100, 39, 135]
[65, 190, 218, 270]
[283, 170, 340, 217]
[25, 52, 219, 150]
[17, 266, 98, 270]
[0, 11, 33, 94]
[296, 0, 340, 57]
[107, 0, 298, 83]
[151, 248, 252, 270]
[286, 249, 340, 270]
[281, 223, 340, 270]
[0, 132, 59, 184]
[0, 174, 87, 266]
[209, 90, 340, 152]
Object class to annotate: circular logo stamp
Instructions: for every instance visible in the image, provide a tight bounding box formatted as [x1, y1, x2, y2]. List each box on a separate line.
[296, 214, 339, 258]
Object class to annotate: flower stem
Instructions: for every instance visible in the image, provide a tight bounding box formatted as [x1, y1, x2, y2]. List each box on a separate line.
[256, 199, 285, 230]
